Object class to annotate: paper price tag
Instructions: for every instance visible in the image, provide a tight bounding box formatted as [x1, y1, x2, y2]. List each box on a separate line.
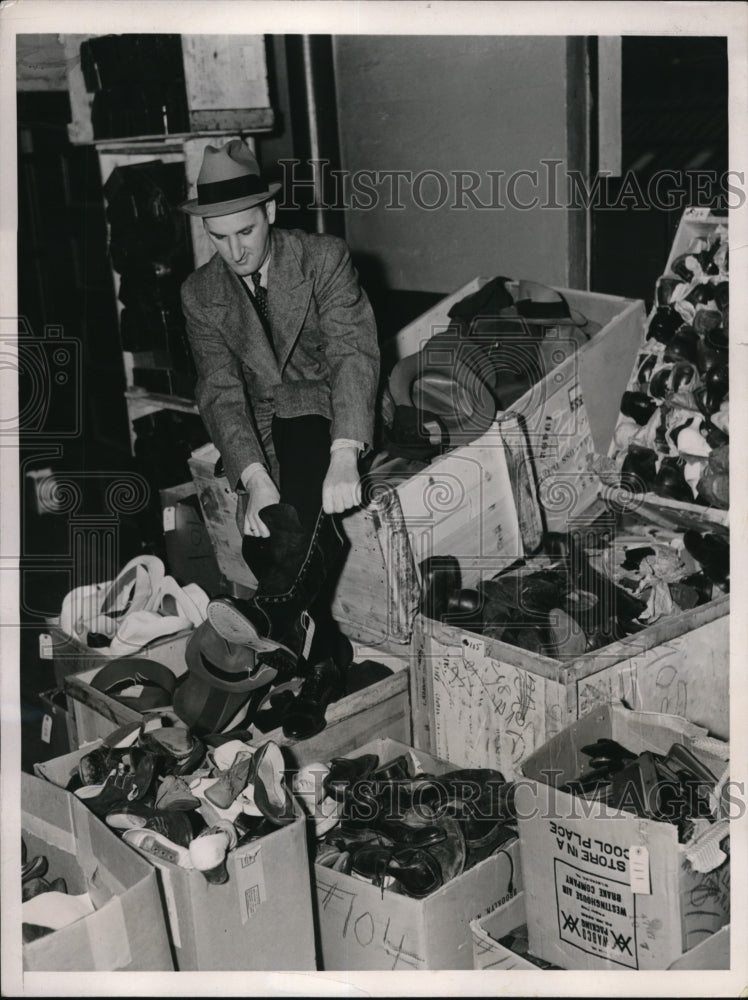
[162, 505, 176, 532]
[629, 845, 651, 895]
[461, 635, 485, 659]
[686, 207, 712, 222]
[41, 714, 53, 744]
[39, 633, 53, 660]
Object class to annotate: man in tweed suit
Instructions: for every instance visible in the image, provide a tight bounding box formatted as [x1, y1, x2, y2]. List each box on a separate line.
[180, 140, 379, 673]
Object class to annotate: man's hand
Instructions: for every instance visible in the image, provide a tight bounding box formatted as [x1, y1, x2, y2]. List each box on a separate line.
[242, 466, 280, 537]
[322, 447, 362, 514]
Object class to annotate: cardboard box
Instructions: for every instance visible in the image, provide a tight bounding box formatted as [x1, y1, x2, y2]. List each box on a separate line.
[35, 744, 317, 971]
[313, 737, 522, 971]
[667, 924, 729, 970]
[21, 773, 173, 971]
[471, 891, 558, 970]
[384, 279, 646, 531]
[514, 704, 730, 970]
[470, 889, 730, 971]
[64, 638, 411, 751]
[411, 591, 729, 781]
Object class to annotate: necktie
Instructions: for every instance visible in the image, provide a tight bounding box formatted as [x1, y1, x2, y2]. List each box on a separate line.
[251, 271, 269, 325]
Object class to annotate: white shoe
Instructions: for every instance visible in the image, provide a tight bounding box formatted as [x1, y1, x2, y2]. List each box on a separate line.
[146, 576, 208, 628]
[293, 762, 343, 838]
[122, 828, 192, 869]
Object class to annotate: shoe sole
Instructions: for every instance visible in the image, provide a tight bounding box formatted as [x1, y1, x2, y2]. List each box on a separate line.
[207, 601, 289, 654]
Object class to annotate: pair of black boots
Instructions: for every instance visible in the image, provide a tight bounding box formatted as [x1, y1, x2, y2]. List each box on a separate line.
[207, 503, 348, 684]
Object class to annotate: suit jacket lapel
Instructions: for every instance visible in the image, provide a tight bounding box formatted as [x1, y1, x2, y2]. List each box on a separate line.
[208, 255, 280, 377]
[267, 228, 313, 372]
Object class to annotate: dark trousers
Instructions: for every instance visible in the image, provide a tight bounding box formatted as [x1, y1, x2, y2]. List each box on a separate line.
[272, 414, 332, 532]
[242, 414, 349, 667]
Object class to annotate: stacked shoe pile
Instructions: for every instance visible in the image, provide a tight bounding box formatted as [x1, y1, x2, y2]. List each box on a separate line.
[21, 839, 95, 944]
[608, 220, 729, 512]
[58, 555, 208, 656]
[67, 719, 298, 886]
[558, 737, 727, 848]
[420, 513, 728, 652]
[292, 751, 517, 899]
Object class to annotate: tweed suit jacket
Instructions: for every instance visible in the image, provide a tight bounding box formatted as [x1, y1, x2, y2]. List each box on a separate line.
[181, 227, 380, 491]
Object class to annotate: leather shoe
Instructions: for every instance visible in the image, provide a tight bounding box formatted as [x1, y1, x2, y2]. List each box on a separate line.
[251, 739, 297, 826]
[445, 587, 483, 627]
[418, 555, 461, 620]
[620, 446, 658, 494]
[22, 854, 49, 883]
[647, 305, 682, 344]
[655, 278, 682, 306]
[324, 753, 380, 800]
[664, 327, 698, 365]
[349, 844, 443, 898]
[683, 530, 729, 585]
[620, 391, 657, 426]
[671, 254, 697, 281]
[653, 458, 693, 502]
[702, 363, 729, 413]
[282, 658, 344, 740]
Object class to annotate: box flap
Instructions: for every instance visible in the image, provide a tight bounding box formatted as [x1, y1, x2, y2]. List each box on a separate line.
[332, 488, 420, 644]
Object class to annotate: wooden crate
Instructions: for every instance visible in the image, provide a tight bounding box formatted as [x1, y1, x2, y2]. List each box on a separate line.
[65, 637, 411, 751]
[410, 593, 728, 781]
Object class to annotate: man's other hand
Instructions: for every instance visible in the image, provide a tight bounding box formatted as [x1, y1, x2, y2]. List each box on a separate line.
[322, 448, 362, 514]
[242, 466, 280, 537]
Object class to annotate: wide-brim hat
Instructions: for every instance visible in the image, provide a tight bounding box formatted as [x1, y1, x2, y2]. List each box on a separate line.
[180, 139, 282, 217]
[173, 621, 270, 735]
[90, 657, 177, 712]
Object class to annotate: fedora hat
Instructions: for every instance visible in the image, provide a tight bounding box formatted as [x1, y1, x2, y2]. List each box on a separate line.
[180, 139, 281, 217]
[173, 621, 278, 735]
